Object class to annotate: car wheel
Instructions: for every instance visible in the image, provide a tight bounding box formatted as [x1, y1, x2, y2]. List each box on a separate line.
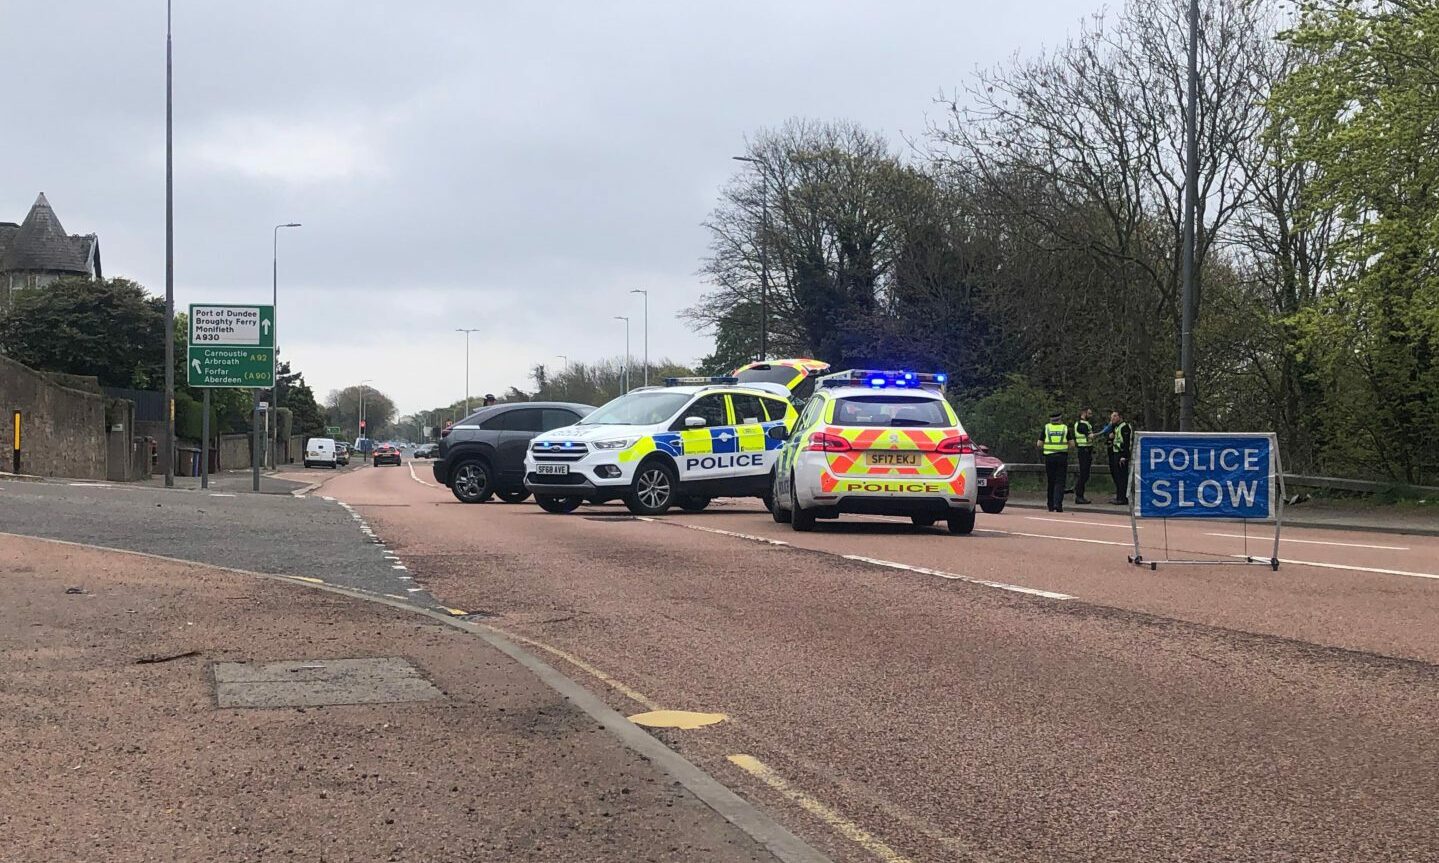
[770, 472, 791, 524]
[790, 474, 815, 532]
[451, 459, 495, 504]
[911, 515, 937, 527]
[980, 501, 1006, 515]
[625, 460, 677, 515]
[676, 496, 710, 512]
[303, 461, 311, 469]
[496, 489, 531, 504]
[535, 495, 582, 514]
[947, 509, 976, 535]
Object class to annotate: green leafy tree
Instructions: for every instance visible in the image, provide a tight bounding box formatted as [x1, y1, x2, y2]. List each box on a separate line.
[0, 277, 165, 387]
[326, 386, 398, 439]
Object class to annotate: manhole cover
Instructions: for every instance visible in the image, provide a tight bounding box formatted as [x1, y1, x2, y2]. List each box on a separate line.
[212, 657, 444, 709]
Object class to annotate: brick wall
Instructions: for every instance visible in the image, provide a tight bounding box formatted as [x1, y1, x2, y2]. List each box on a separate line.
[0, 354, 107, 479]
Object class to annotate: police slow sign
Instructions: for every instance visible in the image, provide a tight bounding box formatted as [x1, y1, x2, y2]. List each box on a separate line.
[1133, 432, 1276, 520]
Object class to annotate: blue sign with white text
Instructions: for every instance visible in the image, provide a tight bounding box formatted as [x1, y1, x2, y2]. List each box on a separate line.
[1135, 433, 1274, 519]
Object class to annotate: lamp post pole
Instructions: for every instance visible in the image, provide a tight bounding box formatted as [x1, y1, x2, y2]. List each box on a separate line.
[614, 316, 630, 395]
[630, 289, 648, 386]
[270, 222, 301, 469]
[163, 0, 174, 487]
[732, 155, 769, 362]
[1178, 0, 1200, 431]
[456, 328, 479, 416]
[358, 379, 372, 443]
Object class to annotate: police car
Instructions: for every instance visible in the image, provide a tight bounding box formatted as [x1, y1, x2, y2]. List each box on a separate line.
[524, 377, 799, 515]
[768, 370, 978, 534]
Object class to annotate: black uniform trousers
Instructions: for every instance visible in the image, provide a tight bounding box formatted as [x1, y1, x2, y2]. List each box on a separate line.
[1109, 450, 1130, 503]
[1044, 453, 1069, 511]
[1075, 446, 1093, 501]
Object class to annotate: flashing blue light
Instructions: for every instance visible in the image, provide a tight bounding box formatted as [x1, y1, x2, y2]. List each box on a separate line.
[936, 374, 948, 383]
[869, 377, 886, 387]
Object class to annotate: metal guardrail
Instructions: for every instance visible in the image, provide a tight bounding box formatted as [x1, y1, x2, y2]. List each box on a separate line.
[1000, 463, 1438, 495]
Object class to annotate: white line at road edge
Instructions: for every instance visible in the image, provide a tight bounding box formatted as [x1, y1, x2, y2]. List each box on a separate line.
[1206, 532, 1408, 551]
[408, 463, 435, 487]
[1027, 516, 1134, 529]
[1233, 555, 1439, 581]
[639, 518, 1072, 601]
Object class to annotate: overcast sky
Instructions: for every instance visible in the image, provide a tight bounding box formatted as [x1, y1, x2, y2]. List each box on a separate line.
[2, 0, 1102, 414]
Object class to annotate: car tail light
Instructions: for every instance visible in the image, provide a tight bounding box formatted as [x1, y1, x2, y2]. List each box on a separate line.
[805, 432, 851, 452]
[937, 434, 974, 455]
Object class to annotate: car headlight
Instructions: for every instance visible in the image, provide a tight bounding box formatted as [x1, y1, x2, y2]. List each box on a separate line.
[992, 463, 1008, 478]
[591, 438, 635, 450]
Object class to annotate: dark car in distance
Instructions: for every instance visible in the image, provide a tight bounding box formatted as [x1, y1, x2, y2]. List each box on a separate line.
[412, 443, 439, 460]
[372, 444, 402, 467]
[433, 401, 595, 504]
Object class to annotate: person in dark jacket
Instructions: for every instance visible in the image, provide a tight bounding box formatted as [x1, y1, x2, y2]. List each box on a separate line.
[1101, 410, 1134, 505]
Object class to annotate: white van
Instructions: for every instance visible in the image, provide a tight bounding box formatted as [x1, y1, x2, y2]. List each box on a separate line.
[304, 437, 339, 469]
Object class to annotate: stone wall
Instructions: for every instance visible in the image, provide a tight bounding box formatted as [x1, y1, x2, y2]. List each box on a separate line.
[0, 354, 107, 479]
[217, 433, 252, 471]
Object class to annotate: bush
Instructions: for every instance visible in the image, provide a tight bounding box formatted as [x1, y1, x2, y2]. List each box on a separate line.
[956, 375, 1061, 463]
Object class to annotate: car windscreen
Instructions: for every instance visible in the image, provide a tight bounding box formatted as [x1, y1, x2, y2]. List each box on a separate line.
[735, 366, 799, 388]
[833, 395, 951, 427]
[579, 391, 691, 426]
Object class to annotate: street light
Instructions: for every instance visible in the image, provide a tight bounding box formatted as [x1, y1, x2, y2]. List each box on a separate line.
[269, 222, 301, 469]
[163, 0, 175, 487]
[630, 289, 648, 387]
[456, 328, 480, 416]
[614, 316, 630, 395]
[733, 155, 770, 362]
[1179, 0, 1200, 431]
[358, 379, 373, 443]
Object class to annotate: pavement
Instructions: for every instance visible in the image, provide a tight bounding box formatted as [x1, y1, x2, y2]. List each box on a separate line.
[132, 466, 344, 496]
[0, 534, 789, 862]
[317, 459, 1439, 863]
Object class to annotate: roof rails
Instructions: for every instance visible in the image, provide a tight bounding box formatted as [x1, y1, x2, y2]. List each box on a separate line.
[663, 375, 738, 386]
[817, 369, 948, 392]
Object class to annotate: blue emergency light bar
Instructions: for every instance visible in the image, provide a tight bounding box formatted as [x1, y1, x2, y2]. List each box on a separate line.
[818, 369, 948, 390]
[664, 375, 738, 386]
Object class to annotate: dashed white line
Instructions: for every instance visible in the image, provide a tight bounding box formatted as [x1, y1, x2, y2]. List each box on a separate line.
[979, 528, 1132, 548]
[840, 554, 1074, 600]
[637, 517, 791, 547]
[209, 493, 236, 498]
[1207, 532, 1408, 551]
[69, 482, 113, 488]
[1234, 555, 1439, 581]
[1027, 516, 1134, 529]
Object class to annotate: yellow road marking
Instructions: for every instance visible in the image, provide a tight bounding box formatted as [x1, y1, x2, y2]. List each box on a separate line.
[628, 709, 727, 729]
[727, 754, 915, 863]
[445, 607, 467, 616]
[492, 628, 661, 711]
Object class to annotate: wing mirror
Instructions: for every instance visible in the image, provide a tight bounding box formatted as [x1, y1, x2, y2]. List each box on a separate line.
[766, 425, 790, 441]
[684, 416, 707, 428]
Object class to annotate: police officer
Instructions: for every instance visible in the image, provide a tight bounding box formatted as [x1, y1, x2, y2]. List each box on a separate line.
[482, 393, 497, 407]
[1104, 409, 1133, 505]
[1036, 411, 1074, 513]
[1073, 407, 1095, 505]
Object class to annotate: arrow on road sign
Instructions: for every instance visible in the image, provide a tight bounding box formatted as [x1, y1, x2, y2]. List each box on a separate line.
[261, 319, 272, 336]
[191, 359, 202, 374]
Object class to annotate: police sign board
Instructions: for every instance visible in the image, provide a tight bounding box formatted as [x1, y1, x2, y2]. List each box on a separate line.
[1133, 432, 1277, 520]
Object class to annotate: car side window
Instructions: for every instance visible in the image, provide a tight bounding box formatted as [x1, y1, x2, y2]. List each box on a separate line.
[480, 411, 512, 431]
[671, 394, 728, 430]
[760, 397, 790, 422]
[730, 394, 765, 425]
[540, 409, 579, 431]
[797, 397, 824, 430]
[503, 409, 544, 432]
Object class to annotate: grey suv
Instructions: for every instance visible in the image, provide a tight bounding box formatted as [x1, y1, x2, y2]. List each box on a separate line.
[433, 402, 594, 503]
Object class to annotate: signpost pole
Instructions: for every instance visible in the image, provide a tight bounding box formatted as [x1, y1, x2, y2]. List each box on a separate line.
[251, 394, 261, 492]
[201, 389, 210, 489]
[11, 410, 20, 475]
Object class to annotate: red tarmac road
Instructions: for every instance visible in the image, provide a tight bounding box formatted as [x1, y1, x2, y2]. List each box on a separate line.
[329, 462, 1439, 863]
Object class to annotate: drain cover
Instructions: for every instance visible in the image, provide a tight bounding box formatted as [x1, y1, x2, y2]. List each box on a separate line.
[212, 657, 444, 708]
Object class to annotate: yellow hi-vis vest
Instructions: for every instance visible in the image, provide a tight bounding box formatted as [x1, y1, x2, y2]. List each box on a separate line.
[1042, 422, 1069, 455]
[1075, 418, 1093, 448]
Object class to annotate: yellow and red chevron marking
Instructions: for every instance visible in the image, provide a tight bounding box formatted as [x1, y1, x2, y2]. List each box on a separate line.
[817, 472, 969, 497]
[822, 425, 963, 477]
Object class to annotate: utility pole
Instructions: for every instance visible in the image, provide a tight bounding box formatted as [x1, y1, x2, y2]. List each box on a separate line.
[270, 222, 301, 469]
[456, 328, 479, 415]
[358, 379, 372, 442]
[630, 289, 649, 386]
[163, 0, 175, 487]
[614, 316, 630, 395]
[1179, 0, 1200, 431]
[733, 155, 770, 362]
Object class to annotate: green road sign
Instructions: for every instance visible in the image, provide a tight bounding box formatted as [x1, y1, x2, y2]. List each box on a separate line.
[187, 346, 275, 388]
[189, 303, 275, 348]
[326, 425, 342, 437]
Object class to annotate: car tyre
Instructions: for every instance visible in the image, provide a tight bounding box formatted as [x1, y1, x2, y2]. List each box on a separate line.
[911, 515, 937, 527]
[980, 501, 1006, 515]
[677, 496, 711, 512]
[451, 459, 495, 504]
[496, 489, 531, 504]
[947, 509, 976, 535]
[625, 459, 677, 515]
[535, 495, 582, 514]
[790, 474, 816, 532]
[770, 473, 791, 524]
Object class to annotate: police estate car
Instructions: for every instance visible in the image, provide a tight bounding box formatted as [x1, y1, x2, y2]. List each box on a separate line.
[523, 377, 798, 515]
[768, 370, 979, 534]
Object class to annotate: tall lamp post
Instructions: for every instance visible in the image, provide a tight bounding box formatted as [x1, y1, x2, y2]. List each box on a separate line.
[163, 0, 175, 487]
[1178, 0, 1200, 431]
[732, 155, 770, 362]
[270, 222, 301, 469]
[614, 316, 630, 395]
[630, 289, 649, 386]
[358, 379, 373, 442]
[456, 328, 479, 416]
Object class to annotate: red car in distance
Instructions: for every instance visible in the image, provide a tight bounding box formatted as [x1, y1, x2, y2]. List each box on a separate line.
[975, 445, 1010, 514]
[372, 444, 402, 467]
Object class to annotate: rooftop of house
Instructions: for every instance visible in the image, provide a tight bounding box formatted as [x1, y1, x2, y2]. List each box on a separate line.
[0, 193, 98, 275]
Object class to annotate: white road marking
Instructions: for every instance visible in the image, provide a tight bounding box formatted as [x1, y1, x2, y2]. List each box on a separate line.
[392, 564, 408, 570]
[1027, 516, 1134, 529]
[69, 482, 112, 488]
[209, 493, 236, 498]
[406, 587, 423, 593]
[1207, 532, 1408, 551]
[638, 517, 791, 547]
[407, 463, 435, 487]
[980, 528, 1132, 548]
[1237, 556, 1439, 581]
[840, 554, 1073, 600]
[321, 496, 335, 501]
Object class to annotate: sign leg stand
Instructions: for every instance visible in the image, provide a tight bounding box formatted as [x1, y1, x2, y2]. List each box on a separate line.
[251, 393, 261, 493]
[201, 389, 210, 490]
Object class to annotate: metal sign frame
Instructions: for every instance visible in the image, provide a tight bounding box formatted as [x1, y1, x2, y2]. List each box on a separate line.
[1127, 431, 1285, 571]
